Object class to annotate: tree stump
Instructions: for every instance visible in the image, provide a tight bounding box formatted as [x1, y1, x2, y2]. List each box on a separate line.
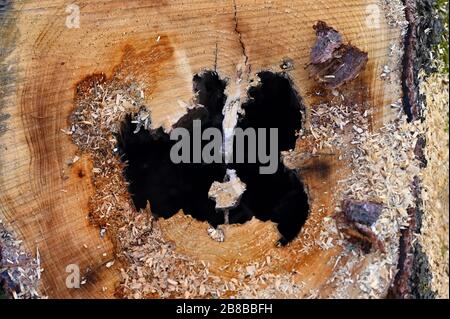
[1, 0, 424, 298]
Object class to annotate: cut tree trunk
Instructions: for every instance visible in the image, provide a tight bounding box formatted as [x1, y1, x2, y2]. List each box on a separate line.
[0, 0, 407, 298]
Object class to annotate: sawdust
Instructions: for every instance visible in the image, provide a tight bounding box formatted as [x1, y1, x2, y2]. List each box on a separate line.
[334, 116, 422, 297]
[304, 2, 424, 298]
[69, 70, 425, 299]
[69, 75, 313, 299]
[292, 100, 421, 298]
[419, 72, 449, 298]
[69, 76, 231, 298]
[275, 58, 423, 298]
[257, 92, 422, 298]
[378, 0, 408, 104]
[0, 220, 43, 299]
[303, 100, 422, 298]
[66, 2, 422, 297]
[379, 0, 409, 34]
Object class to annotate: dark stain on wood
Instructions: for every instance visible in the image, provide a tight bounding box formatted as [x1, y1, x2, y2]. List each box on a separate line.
[73, 35, 176, 104]
[112, 36, 175, 97]
[77, 169, 85, 178]
[296, 158, 332, 180]
[74, 73, 108, 102]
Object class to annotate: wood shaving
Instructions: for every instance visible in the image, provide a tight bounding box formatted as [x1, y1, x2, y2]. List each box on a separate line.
[0, 220, 44, 299]
[207, 227, 225, 242]
[418, 72, 449, 298]
[70, 77, 275, 299]
[208, 169, 246, 210]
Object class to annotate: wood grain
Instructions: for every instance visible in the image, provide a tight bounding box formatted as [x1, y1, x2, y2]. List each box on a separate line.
[0, 0, 403, 298]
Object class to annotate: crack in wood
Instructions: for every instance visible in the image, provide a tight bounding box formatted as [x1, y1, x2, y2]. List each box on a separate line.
[232, 0, 250, 75]
[214, 42, 218, 72]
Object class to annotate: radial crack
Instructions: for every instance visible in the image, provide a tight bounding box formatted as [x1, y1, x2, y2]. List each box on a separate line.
[232, 0, 249, 73]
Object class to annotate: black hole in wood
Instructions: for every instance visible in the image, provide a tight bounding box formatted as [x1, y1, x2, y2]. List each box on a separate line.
[117, 71, 310, 244]
[230, 72, 309, 244]
[117, 71, 227, 226]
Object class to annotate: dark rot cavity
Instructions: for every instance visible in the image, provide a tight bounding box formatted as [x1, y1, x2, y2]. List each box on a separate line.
[117, 71, 310, 244]
[231, 72, 309, 245]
